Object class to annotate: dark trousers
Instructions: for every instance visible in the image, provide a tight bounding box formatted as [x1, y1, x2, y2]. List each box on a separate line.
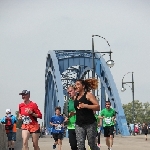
[68, 129, 78, 150]
[97, 132, 100, 144]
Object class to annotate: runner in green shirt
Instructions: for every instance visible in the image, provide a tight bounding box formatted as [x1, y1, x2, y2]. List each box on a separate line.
[67, 86, 77, 150]
[68, 99, 76, 130]
[100, 101, 115, 150]
[67, 86, 86, 150]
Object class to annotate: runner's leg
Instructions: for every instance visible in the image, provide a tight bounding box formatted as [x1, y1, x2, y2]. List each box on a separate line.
[75, 124, 86, 150]
[11, 132, 16, 150]
[32, 133, 40, 150]
[86, 122, 97, 150]
[109, 126, 114, 149]
[104, 127, 110, 148]
[22, 130, 30, 150]
[98, 132, 100, 145]
[68, 129, 78, 150]
[57, 133, 63, 150]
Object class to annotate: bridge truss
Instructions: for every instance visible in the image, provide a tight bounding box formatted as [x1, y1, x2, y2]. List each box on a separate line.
[44, 50, 130, 136]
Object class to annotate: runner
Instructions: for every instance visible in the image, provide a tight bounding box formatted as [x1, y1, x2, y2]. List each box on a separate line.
[50, 106, 65, 150]
[143, 123, 148, 141]
[1, 109, 17, 150]
[94, 111, 101, 148]
[100, 101, 115, 150]
[67, 85, 78, 150]
[74, 78, 100, 150]
[18, 90, 42, 150]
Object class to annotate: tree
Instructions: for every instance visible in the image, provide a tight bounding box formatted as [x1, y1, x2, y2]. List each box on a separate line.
[15, 111, 22, 129]
[123, 100, 150, 123]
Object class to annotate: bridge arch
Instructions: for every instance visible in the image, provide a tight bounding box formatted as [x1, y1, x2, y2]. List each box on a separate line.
[44, 50, 130, 136]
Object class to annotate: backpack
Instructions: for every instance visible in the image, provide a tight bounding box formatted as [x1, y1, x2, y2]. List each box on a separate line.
[5, 115, 13, 130]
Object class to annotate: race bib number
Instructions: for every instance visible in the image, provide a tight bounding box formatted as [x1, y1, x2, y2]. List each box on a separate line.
[105, 117, 111, 125]
[55, 124, 62, 130]
[22, 116, 32, 124]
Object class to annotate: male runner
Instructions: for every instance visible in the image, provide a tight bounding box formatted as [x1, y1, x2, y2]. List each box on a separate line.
[100, 101, 115, 150]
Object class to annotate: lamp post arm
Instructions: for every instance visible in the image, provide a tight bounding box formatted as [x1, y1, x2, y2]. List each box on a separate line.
[122, 72, 132, 82]
[122, 83, 132, 90]
[92, 35, 111, 51]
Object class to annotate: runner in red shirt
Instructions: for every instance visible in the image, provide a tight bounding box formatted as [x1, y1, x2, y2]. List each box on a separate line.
[18, 90, 42, 150]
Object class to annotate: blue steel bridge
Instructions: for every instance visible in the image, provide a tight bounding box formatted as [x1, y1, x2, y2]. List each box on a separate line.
[44, 50, 130, 136]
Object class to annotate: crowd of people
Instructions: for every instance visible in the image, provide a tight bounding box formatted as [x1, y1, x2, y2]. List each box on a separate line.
[50, 78, 116, 150]
[128, 122, 149, 140]
[0, 78, 117, 150]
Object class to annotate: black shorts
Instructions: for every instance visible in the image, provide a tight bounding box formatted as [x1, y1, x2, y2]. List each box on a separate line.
[103, 125, 114, 137]
[53, 133, 63, 141]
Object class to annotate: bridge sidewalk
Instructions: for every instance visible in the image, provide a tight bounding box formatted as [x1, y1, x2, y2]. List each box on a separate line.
[26, 134, 150, 150]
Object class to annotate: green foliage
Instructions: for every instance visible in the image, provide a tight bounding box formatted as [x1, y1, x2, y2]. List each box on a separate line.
[123, 100, 150, 123]
[15, 111, 22, 129]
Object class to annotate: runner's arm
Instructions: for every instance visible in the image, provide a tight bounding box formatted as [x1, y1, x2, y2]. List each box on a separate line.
[32, 103, 42, 119]
[50, 117, 57, 126]
[84, 92, 100, 111]
[1, 117, 6, 124]
[13, 116, 17, 123]
[64, 117, 68, 122]
[18, 104, 22, 120]
[50, 122, 55, 126]
[112, 110, 116, 121]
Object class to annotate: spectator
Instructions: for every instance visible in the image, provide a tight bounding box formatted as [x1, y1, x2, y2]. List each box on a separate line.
[1, 109, 17, 150]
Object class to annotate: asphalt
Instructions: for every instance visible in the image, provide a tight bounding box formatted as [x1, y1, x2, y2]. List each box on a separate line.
[21, 134, 150, 150]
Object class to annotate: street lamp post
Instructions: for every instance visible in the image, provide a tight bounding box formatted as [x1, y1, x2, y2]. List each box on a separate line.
[121, 72, 135, 136]
[92, 35, 115, 94]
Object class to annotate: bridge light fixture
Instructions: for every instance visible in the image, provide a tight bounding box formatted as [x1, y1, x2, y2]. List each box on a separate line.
[121, 87, 126, 92]
[106, 59, 115, 68]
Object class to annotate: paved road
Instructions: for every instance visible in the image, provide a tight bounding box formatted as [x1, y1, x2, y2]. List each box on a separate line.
[24, 134, 150, 150]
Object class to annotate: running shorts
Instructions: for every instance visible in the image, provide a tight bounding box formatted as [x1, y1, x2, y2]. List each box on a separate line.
[103, 125, 114, 137]
[53, 133, 63, 141]
[22, 124, 40, 133]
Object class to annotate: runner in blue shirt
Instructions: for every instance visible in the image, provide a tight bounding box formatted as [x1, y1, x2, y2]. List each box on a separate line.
[50, 107, 65, 150]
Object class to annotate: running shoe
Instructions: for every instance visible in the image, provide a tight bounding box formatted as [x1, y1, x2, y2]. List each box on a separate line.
[53, 144, 56, 149]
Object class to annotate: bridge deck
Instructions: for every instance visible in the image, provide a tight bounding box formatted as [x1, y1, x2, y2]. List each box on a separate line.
[16, 135, 149, 150]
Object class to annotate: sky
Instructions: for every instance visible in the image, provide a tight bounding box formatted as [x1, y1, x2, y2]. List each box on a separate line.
[0, 0, 150, 124]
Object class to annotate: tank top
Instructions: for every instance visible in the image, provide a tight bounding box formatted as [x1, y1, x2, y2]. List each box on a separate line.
[74, 92, 96, 126]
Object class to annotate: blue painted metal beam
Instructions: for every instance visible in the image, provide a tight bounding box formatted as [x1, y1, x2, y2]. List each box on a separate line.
[44, 50, 130, 136]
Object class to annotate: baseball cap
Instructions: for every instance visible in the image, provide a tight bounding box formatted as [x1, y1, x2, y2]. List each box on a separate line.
[6, 109, 11, 113]
[19, 90, 30, 95]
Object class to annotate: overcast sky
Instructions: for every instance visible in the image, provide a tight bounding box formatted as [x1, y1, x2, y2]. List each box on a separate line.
[0, 0, 150, 124]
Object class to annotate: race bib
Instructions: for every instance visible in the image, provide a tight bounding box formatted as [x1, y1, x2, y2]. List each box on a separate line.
[55, 124, 62, 130]
[105, 117, 111, 124]
[22, 116, 32, 124]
